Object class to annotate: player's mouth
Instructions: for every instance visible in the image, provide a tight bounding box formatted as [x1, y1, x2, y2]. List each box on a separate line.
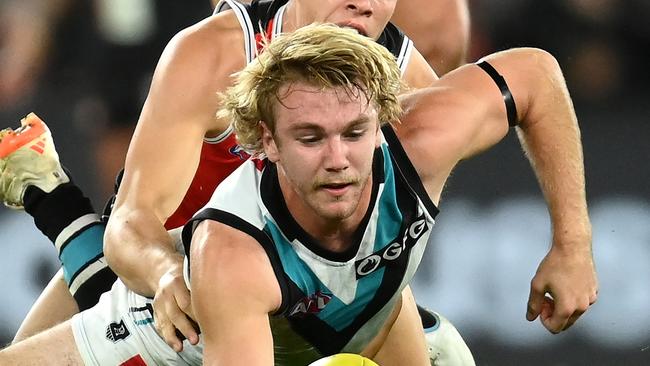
[319, 182, 354, 195]
[336, 22, 368, 37]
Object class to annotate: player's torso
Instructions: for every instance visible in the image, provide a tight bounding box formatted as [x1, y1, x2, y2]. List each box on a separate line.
[186, 127, 438, 363]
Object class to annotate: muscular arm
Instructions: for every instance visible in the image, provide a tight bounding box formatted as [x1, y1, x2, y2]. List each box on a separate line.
[485, 51, 596, 333]
[104, 14, 244, 296]
[483, 49, 592, 254]
[399, 47, 597, 333]
[190, 220, 281, 366]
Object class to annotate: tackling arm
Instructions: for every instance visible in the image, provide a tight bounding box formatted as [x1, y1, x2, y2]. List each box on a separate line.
[104, 16, 240, 297]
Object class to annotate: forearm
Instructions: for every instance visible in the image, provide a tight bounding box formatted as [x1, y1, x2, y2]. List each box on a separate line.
[510, 50, 592, 250]
[104, 207, 182, 297]
[517, 118, 591, 249]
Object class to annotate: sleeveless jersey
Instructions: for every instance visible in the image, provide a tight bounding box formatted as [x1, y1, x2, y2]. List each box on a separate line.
[165, 0, 414, 229]
[182, 126, 439, 363]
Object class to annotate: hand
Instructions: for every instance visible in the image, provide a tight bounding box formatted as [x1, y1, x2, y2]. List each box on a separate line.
[526, 243, 598, 334]
[153, 265, 200, 352]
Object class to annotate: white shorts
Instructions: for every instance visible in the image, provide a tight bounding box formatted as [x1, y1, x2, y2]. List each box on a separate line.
[71, 280, 203, 366]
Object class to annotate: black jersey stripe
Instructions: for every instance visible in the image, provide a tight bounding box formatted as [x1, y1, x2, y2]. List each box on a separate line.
[277, 150, 427, 354]
[260, 148, 385, 263]
[381, 125, 440, 218]
[215, 0, 256, 62]
[182, 208, 292, 314]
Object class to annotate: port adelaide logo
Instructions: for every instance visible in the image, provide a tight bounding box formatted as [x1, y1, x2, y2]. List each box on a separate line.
[106, 319, 131, 342]
[355, 215, 429, 279]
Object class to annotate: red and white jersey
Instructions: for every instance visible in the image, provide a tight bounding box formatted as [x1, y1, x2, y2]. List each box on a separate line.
[165, 126, 249, 229]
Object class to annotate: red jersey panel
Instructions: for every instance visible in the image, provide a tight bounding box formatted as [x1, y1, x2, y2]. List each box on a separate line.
[165, 132, 249, 229]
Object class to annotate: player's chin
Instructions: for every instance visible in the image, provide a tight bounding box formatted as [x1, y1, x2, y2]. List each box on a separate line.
[315, 200, 357, 221]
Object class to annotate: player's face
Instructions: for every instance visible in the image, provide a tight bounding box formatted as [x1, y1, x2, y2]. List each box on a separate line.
[263, 82, 380, 222]
[297, 0, 397, 40]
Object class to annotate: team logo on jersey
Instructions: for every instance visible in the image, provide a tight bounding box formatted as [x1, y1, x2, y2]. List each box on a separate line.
[229, 145, 250, 160]
[289, 291, 333, 317]
[129, 304, 154, 326]
[106, 319, 131, 342]
[355, 215, 429, 279]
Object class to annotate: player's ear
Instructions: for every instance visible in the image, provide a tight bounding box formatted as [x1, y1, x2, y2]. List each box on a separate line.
[261, 121, 279, 162]
[375, 123, 382, 148]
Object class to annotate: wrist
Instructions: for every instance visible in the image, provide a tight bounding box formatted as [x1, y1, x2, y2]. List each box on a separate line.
[551, 225, 592, 255]
[150, 252, 185, 291]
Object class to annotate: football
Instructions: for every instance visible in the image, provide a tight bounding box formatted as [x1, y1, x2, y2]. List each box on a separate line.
[308, 353, 379, 366]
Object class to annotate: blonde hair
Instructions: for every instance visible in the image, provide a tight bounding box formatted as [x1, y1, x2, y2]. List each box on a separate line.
[218, 23, 404, 154]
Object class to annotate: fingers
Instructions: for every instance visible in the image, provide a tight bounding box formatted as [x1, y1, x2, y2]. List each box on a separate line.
[526, 280, 546, 321]
[539, 295, 593, 334]
[168, 296, 199, 345]
[562, 308, 585, 331]
[154, 304, 184, 352]
[153, 275, 200, 352]
[539, 295, 564, 334]
[528, 278, 598, 334]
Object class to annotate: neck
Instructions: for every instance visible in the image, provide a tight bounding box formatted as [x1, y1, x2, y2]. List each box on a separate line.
[282, 1, 307, 34]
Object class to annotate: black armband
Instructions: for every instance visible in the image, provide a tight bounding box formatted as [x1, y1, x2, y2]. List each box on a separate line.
[476, 60, 519, 127]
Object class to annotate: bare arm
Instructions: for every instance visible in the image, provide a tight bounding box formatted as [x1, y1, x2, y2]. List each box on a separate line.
[473, 51, 596, 334]
[488, 53, 596, 333]
[399, 47, 597, 333]
[103, 14, 243, 297]
[190, 220, 281, 366]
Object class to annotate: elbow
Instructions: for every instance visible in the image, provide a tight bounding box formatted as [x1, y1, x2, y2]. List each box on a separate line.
[103, 214, 122, 271]
[103, 205, 135, 274]
[493, 48, 568, 127]
[521, 47, 564, 84]
[517, 48, 574, 126]
[102, 211, 143, 292]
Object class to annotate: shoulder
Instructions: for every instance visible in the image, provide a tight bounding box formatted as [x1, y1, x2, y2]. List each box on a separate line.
[147, 12, 247, 131]
[189, 219, 282, 312]
[161, 11, 245, 75]
[391, 63, 511, 200]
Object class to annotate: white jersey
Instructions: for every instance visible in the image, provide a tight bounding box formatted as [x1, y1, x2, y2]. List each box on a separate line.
[182, 126, 439, 364]
[71, 228, 204, 366]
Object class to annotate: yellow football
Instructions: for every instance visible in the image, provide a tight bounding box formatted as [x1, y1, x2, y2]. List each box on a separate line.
[308, 353, 379, 366]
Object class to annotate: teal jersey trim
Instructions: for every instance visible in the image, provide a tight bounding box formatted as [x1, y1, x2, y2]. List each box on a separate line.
[264, 144, 406, 332]
[317, 267, 386, 331]
[58, 224, 105, 284]
[375, 144, 402, 252]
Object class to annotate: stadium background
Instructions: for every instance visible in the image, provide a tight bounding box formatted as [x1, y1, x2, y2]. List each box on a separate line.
[1, 0, 648, 364]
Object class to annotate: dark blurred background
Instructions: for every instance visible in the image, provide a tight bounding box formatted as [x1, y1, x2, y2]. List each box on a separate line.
[1, 0, 648, 364]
